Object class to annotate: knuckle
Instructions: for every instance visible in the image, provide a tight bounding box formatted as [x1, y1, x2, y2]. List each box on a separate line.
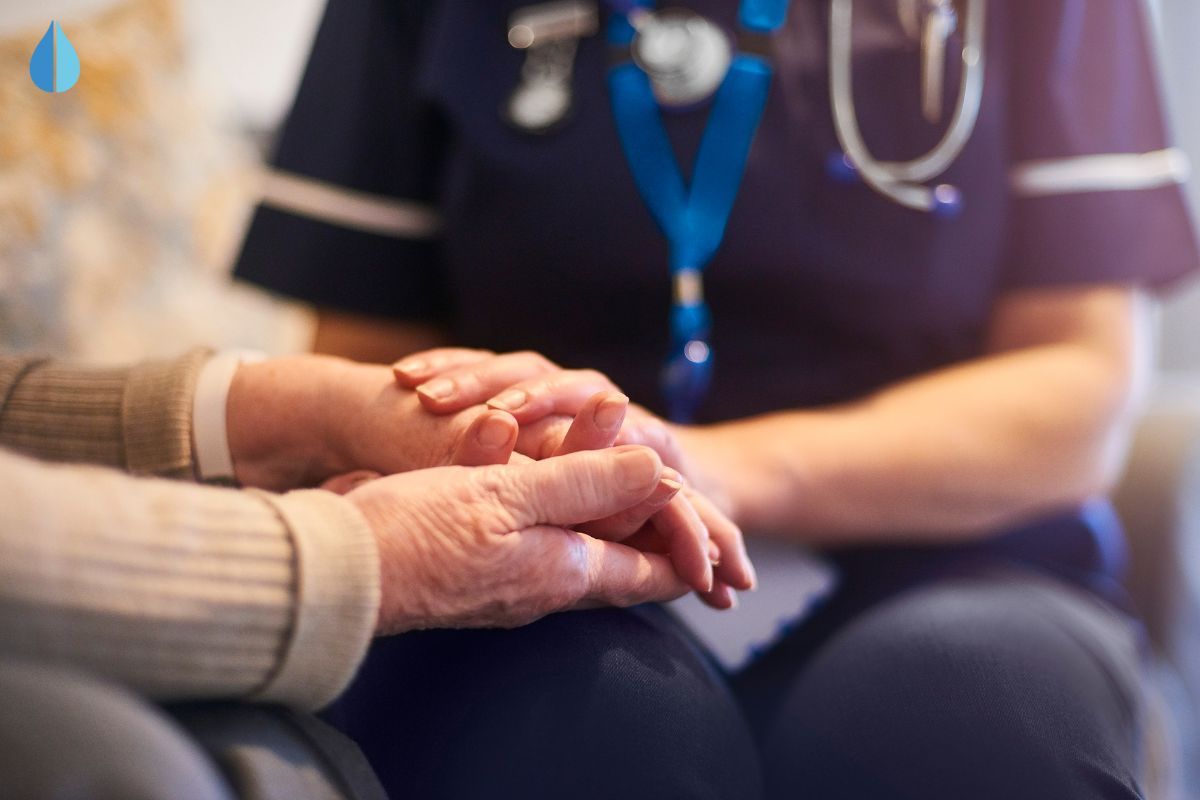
[500, 532, 587, 624]
[515, 351, 555, 372]
[466, 468, 522, 531]
[578, 368, 616, 389]
[543, 536, 590, 607]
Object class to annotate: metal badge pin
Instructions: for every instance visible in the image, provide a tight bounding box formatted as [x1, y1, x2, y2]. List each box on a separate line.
[506, 0, 599, 133]
[920, 0, 957, 122]
[632, 9, 732, 108]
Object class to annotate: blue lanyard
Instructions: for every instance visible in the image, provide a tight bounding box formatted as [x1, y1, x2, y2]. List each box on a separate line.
[606, 0, 789, 422]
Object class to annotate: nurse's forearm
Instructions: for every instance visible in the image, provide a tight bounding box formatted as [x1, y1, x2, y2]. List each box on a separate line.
[313, 309, 449, 364]
[682, 287, 1150, 543]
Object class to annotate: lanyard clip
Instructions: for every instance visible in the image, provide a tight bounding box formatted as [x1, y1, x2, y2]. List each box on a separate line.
[662, 292, 713, 424]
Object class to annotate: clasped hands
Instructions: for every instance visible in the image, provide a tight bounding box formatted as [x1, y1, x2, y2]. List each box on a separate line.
[226, 349, 754, 636]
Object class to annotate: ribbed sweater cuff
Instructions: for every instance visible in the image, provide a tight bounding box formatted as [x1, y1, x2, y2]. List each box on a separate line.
[0, 349, 210, 479]
[123, 349, 211, 479]
[252, 489, 381, 710]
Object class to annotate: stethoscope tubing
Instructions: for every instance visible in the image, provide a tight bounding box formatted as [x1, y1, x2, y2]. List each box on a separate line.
[829, 0, 988, 211]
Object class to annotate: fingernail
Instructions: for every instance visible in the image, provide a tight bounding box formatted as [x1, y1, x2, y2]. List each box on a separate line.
[615, 447, 659, 491]
[728, 591, 739, 609]
[489, 389, 527, 412]
[394, 358, 426, 375]
[646, 478, 682, 508]
[418, 378, 456, 402]
[476, 414, 513, 448]
[708, 540, 721, 565]
[660, 467, 682, 484]
[593, 393, 628, 429]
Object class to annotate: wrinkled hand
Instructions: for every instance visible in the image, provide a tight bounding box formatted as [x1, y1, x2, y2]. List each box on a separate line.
[392, 348, 756, 606]
[346, 446, 694, 633]
[326, 390, 721, 598]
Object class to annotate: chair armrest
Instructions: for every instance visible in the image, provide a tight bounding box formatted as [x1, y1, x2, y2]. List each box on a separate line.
[1112, 373, 1200, 668]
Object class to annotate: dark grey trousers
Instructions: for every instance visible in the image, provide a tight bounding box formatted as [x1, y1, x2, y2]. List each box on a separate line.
[0, 661, 384, 800]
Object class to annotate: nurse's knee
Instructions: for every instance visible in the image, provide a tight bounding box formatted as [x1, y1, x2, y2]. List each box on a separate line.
[0, 660, 232, 800]
[764, 576, 1143, 799]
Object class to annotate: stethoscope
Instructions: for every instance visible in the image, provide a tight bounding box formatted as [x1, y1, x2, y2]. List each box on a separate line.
[506, 0, 988, 421]
[829, 0, 987, 214]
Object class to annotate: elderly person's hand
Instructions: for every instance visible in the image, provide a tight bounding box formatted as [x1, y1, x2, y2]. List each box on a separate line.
[225, 355, 521, 491]
[325, 391, 720, 596]
[346, 446, 695, 632]
[392, 349, 756, 607]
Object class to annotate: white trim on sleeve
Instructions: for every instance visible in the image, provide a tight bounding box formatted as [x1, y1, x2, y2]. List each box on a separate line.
[1010, 148, 1191, 198]
[192, 350, 267, 483]
[258, 170, 443, 240]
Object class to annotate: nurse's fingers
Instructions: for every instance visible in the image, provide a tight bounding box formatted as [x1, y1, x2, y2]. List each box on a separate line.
[621, 525, 736, 610]
[451, 409, 519, 466]
[572, 537, 689, 610]
[515, 415, 574, 461]
[579, 467, 683, 541]
[648, 493, 713, 594]
[391, 348, 495, 387]
[412, 351, 562, 413]
[581, 490, 712, 594]
[552, 391, 628, 456]
[485, 370, 621, 422]
[687, 488, 757, 592]
[696, 580, 738, 611]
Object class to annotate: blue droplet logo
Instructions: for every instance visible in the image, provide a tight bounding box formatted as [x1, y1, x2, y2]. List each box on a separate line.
[29, 21, 81, 94]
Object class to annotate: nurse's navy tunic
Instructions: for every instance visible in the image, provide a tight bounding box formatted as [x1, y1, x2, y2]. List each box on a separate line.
[236, 1, 1200, 795]
[237, 0, 1197, 583]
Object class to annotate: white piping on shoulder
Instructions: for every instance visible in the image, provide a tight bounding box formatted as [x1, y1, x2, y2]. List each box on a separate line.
[258, 170, 442, 240]
[1010, 148, 1191, 198]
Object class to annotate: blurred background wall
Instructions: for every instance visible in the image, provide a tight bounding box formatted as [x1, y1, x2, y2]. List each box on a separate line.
[1157, 0, 1200, 371]
[0, 0, 320, 363]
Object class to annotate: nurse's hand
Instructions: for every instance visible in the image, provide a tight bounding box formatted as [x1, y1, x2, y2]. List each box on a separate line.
[392, 349, 689, 465]
[392, 349, 756, 602]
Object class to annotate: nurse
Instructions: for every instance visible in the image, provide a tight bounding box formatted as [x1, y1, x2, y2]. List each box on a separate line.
[235, 0, 1200, 797]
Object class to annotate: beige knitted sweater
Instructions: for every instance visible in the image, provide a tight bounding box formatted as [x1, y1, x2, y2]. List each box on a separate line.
[0, 351, 380, 710]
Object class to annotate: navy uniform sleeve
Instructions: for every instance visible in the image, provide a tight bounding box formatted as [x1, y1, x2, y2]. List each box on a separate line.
[1002, 0, 1199, 291]
[233, 0, 451, 321]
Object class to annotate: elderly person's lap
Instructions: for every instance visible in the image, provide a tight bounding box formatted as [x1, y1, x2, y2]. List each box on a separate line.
[325, 606, 763, 800]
